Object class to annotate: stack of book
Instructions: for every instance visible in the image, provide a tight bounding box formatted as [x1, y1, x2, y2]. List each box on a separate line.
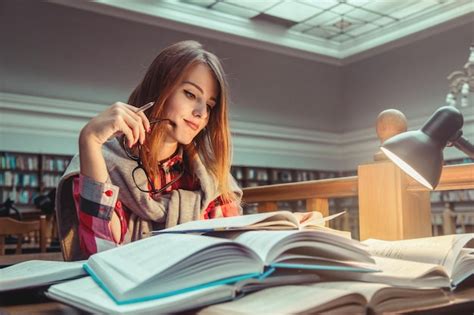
[1, 211, 473, 314]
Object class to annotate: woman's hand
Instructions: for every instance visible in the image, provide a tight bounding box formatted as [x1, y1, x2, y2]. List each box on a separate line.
[80, 102, 151, 148]
[79, 102, 151, 183]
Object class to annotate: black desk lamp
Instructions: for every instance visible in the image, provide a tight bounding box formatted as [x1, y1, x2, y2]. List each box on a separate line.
[380, 106, 474, 190]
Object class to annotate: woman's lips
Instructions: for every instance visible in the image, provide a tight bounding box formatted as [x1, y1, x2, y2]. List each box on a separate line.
[184, 119, 198, 131]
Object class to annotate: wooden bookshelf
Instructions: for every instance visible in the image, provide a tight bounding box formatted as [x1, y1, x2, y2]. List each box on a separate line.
[231, 165, 350, 214]
[0, 152, 73, 209]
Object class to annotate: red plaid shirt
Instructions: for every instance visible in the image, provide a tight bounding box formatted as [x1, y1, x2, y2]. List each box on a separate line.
[72, 152, 240, 257]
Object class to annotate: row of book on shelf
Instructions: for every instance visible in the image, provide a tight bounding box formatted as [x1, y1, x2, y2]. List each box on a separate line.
[0, 153, 70, 172]
[1, 210, 473, 314]
[0, 172, 61, 189]
[231, 167, 346, 184]
[430, 190, 474, 203]
[0, 171, 39, 187]
[0, 154, 38, 171]
[432, 211, 474, 225]
[42, 158, 70, 172]
[1, 189, 38, 205]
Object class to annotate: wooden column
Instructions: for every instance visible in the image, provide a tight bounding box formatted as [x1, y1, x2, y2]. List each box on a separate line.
[358, 160, 432, 240]
[257, 202, 278, 212]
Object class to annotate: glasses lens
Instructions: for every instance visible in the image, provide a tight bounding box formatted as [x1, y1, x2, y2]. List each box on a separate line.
[132, 166, 154, 193]
[122, 137, 140, 161]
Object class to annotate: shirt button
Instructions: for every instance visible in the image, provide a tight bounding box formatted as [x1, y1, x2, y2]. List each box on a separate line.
[105, 190, 113, 197]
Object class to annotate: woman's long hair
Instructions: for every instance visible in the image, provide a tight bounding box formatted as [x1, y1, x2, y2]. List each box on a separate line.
[127, 40, 236, 202]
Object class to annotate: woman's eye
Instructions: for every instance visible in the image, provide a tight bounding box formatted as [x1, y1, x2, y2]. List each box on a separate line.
[184, 90, 195, 99]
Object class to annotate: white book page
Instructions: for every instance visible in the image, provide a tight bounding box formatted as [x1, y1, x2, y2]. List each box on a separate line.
[362, 234, 474, 274]
[47, 277, 235, 315]
[371, 256, 446, 277]
[88, 234, 235, 289]
[311, 281, 389, 301]
[298, 211, 345, 228]
[310, 281, 448, 313]
[198, 285, 366, 315]
[234, 230, 370, 265]
[0, 260, 86, 291]
[161, 211, 298, 232]
[452, 248, 474, 285]
[326, 256, 450, 288]
[233, 230, 302, 263]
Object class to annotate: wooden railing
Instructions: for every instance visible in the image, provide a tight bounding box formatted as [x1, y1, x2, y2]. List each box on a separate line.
[242, 162, 474, 241]
[242, 176, 357, 215]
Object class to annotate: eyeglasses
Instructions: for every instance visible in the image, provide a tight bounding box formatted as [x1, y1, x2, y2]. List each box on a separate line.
[122, 119, 184, 194]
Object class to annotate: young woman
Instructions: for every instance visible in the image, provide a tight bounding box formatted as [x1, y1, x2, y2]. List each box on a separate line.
[56, 41, 242, 259]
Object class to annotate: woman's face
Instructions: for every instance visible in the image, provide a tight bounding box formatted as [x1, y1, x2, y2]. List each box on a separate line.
[163, 63, 218, 145]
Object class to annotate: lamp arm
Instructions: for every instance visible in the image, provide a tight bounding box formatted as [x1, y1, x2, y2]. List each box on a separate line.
[453, 136, 474, 158]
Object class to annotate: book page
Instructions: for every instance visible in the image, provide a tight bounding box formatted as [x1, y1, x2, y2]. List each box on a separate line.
[88, 234, 239, 290]
[362, 234, 474, 274]
[311, 281, 389, 300]
[233, 230, 308, 263]
[318, 256, 450, 288]
[233, 230, 372, 265]
[310, 281, 448, 313]
[235, 269, 321, 294]
[47, 277, 235, 315]
[452, 248, 474, 286]
[197, 284, 366, 315]
[297, 211, 345, 229]
[355, 257, 450, 288]
[0, 260, 86, 291]
[159, 211, 299, 232]
[370, 256, 447, 278]
[86, 233, 262, 301]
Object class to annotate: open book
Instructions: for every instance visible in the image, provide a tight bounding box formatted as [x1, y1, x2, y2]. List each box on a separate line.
[83, 230, 376, 304]
[0, 260, 87, 292]
[46, 271, 321, 314]
[325, 234, 474, 289]
[154, 210, 345, 234]
[197, 281, 450, 314]
[361, 233, 474, 289]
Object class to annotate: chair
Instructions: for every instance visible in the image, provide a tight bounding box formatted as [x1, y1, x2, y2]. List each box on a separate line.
[0, 215, 47, 255]
[55, 176, 86, 261]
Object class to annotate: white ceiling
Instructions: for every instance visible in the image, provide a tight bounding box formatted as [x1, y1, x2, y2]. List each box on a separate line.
[51, 0, 473, 64]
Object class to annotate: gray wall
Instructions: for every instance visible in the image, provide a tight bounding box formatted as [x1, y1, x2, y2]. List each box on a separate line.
[0, 1, 342, 132]
[341, 22, 474, 132]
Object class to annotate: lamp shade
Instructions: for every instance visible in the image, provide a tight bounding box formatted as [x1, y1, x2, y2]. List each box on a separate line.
[381, 106, 464, 190]
[381, 131, 443, 189]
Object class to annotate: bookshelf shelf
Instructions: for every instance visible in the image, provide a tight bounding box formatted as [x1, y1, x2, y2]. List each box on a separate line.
[0, 152, 73, 207]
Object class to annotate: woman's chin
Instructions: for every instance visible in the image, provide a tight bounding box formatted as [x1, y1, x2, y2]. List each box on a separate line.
[176, 137, 194, 146]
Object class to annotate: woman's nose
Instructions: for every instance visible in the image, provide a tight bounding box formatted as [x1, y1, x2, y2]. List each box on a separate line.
[192, 101, 208, 119]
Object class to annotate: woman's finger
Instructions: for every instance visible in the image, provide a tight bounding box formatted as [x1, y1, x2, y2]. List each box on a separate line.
[125, 103, 152, 133]
[117, 118, 135, 148]
[122, 110, 146, 145]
